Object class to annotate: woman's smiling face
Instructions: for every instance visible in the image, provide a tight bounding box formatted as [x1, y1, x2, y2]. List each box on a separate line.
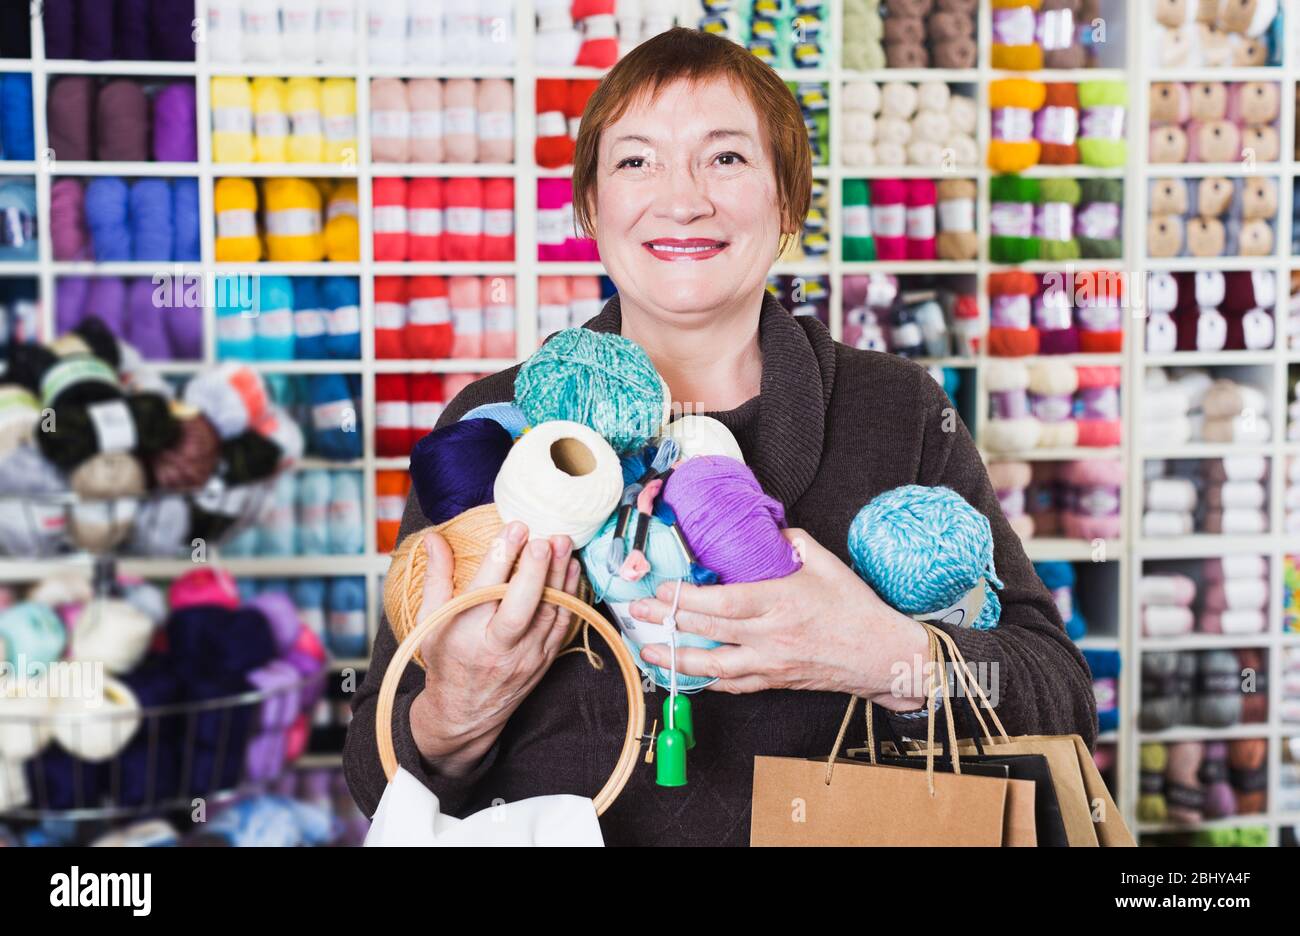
[593, 77, 784, 322]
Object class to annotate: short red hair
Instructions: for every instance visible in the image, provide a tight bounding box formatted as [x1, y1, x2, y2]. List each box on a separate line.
[571, 28, 812, 249]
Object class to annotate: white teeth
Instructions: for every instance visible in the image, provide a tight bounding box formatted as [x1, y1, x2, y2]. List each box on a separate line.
[650, 243, 720, 253]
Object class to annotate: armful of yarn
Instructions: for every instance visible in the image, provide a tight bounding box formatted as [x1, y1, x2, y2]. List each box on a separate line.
[910, 372, 1098, 748]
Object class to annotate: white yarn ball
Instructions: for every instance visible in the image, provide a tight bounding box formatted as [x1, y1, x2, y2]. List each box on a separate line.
[917, 80, 951, 113]
[0, 678, 53, 762]
[493, 420, 623, 548]
[842, 79, 881, 114]
[661, 415, 744, 464]
[986, 359, 1031, 392]
[70, 598, 154, 675]
[842, 142, 876, 166]
[880, 81, 918, 118]
[873, 142, 906, 166]
[948, 95, 978, 134]
[906, 141, 944, 166]
[946, 133, 979, 166]
[912, 109, 951, 143]
[984, 418, 1043, 453]
[875, 115, 912, 145]
[843, 111, 877, 144]
[52, 675, 141, 762]
[182, 363, 267, 440]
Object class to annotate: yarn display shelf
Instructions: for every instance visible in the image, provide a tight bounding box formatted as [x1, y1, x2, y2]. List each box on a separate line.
[50, 162, 200, 177]
[1143, 350, 1279, 367]
[1019, 537, 1122, 562]
[370, 261, 518, 275]
[911, 355, 977, 369]
[373, 457, 408, 471]
[1138, 814, 1271, 835]
[210, 261, 363, 275]
[1138, 442, 1275, 459]
[1138, 724, 1275, 743]
[209, 162, 359, 178]
[371, 163, 518, 177]
[1145, 256, 1290, 272]
[50, 261, 204, 276]
[1, 672, 324, 822]
[1097, 729, 1118, 743]
[365, 65, 517, 80]
[1145, 161, 1286, 178]
[0, 555, 388, 585]
[41, 60, 198, 78]
[1075, 635, 1121, 651]
[0, 161, 37, 175]
[988, 68, 1128, 83]
[990, 351, 1123, 366]
[206, 62, 361, 79]
[1004, 259, 1127, 272]
[1137, 634, 1276, 651]
[1016, 165, 1126, 179]
[1133, 535, 1287, 560]
[841, 68, 979, 83]
[372, 358, 516, 374]
[841, 166, 979, 178]
[981, 446, 1121, 462]
[291, 753, 344, 770]
[1148, 66, 1286, 83]
[839, 260, 980, 274]
[219, 359, 365, 374]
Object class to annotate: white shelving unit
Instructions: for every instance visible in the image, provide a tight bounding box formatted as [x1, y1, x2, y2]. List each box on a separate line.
[1128, 1, 1300, 844]
[1, 1, 1297, 838]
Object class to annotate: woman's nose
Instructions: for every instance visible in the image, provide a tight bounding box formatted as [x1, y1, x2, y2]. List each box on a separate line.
[652, 165, 714, 225]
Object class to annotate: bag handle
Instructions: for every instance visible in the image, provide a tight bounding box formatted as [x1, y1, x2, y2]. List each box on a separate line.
[927, 624, 1010, 742]
[825, 628, 959, 795]
[373, 583, 647, 817]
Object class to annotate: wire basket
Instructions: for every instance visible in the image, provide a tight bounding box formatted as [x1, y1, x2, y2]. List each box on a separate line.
[0, 670, 327, 822]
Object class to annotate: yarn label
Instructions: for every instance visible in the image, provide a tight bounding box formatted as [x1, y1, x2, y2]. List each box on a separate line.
[843, 204, 871, 238]
[409, 297, 451, 325]
[453, 308, 484, 334]
[217, 209, 258, 239]
[328, 198, 359, 221]
[990, 294, 1031, 329]
[373, 205, 408, 233]
[1029, 393, 1073, 422]
[1035, 203, 1073, 242]
[444, 107, 476, 137]
[312, 399, 353, 431]
[329, 304, 361, 335]
[372, 111, 411, 140]
[243, 9, 277, 34]
[292, 111, 323, 138]
[411, 111, 443, 139]
[989, 201, 1034, 237]
[445, 206, 483, 236]
[536, 111, 567, 139]
[479, 112, 514, 141]
[294, 309, 326, 338]
[991, 107, 1034, 142]
[87, 400, 137, 455]
[409, 207, 444, 237]
[905, 206, 935, 240]
[890, 322, 923, 349]
[937, 199, 974, 233]
[1081, 106, 1124, 139]
[375, 302, 407, 330]
[539, 304, 569, 334]
[991, 6, 1036, 44]
[257, 308, 294, 339]
[266, 209, 322, 237]
[213, 107, 253, 134]
[870, 203, 905, 238]
[571, 298, 602, 321]
[1036, 106, 1078, 145]
[377, 495, 405, 521]
[537, 208, 568, 245]
[256, 113, 289, 138]
[328, 610, 366, 638]
[325, 114, 357, 142]
[485, 304, 515, 332]
[1075, 202, 1118, 239]
[218, 314, 255, 342]
[1038, 8, 1075, 50]
[483, 209, 514, 237]
[1034, 295, 1073, 331]
[1077, 302, 1121, 332]
[376, 401, 412, 428]
[411, 402, 444, 428]
[584, 14, 618, 39]
[910, 581, 986, 630]
[1077, 485, 1120, 517]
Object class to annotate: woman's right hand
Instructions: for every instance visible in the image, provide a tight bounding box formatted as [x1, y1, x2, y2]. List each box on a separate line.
[407, 520, 581, 777]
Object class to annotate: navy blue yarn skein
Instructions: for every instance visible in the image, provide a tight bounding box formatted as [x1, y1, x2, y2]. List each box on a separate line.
[409, 417, 514, 524]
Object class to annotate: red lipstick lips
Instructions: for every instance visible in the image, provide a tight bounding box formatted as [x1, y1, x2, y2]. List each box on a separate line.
[643, 238, 728, 261]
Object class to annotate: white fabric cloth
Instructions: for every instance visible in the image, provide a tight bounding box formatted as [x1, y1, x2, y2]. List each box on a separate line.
[365, 767, 604, 846]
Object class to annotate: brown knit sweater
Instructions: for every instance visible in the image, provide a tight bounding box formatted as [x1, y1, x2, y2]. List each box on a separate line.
[344, 292, 1097, 846]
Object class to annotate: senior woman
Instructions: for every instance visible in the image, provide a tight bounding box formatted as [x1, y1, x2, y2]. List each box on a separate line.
[345, 28, 1096, 846]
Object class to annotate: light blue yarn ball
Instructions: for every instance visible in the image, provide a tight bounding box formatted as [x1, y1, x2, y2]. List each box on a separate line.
[847, 485, 1004, 631]
[580, 512, 693, 603]
[460, 401, 529, 439]
[0, 602, 67, 674]
[513, 328, 666, 454]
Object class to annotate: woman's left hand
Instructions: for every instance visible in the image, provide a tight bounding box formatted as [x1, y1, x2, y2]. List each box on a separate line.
[632, 528, 930, 709]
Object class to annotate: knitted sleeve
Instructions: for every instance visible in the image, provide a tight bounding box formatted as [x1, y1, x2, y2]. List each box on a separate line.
[909, 369, 1098, 750]
[342, 372, 516, 818]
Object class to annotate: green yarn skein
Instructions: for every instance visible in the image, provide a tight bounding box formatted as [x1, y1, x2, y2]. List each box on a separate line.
[513, 327, 670, 454]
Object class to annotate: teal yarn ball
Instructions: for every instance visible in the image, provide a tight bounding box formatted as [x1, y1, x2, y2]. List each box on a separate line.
[580, 512, 693, 603]
[513, 328, 668, 454]
[847, 485, 1004, 631]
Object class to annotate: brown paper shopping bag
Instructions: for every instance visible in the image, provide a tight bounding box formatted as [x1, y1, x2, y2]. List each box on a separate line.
[751, 628, 1018, 846]
[904, 627, 1136, 848]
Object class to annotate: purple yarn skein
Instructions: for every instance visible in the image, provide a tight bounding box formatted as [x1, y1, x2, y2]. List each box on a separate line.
[662, 455, 801, 584]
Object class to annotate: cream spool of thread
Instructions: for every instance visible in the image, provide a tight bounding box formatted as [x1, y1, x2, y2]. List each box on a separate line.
[660, 414, 744, 463]
[0, 677, 53, 761]
[51, 675, 141, 761]
[493, 419, 622, 549]
[383, 503, 594, 668]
